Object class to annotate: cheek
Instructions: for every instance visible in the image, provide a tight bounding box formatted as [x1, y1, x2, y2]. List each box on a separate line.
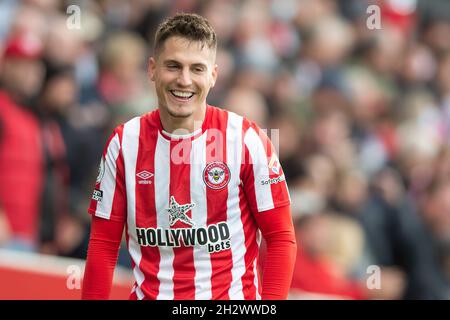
[154, 71, 172, 85]
[198, 77, 213, 91]
[153, 76, 167, 98]
[156, 79, 171, 96]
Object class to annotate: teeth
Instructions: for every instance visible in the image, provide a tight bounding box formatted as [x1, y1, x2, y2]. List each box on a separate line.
[171, 90, 194, 98]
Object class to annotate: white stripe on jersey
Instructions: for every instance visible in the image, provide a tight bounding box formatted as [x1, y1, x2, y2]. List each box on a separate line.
[226, 112, 245, 300]
[122, 117, 146, 300]
[95, 133, 120, 220]
[135, 283, 145, 300]
[244, 127, 275, 212]
[155, 132, 175, 299]
[130, 283, 145, 300]
[190, 132, 212, 300]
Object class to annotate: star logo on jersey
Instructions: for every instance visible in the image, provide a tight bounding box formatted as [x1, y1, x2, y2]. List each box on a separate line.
[167, 196, 195, 227]
[268, 153, 280, 175]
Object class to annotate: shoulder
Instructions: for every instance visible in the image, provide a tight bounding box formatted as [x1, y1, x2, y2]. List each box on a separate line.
[115, 109, 159, 136]
[208, 105, 268, 142]
[208, 104, 255, 131]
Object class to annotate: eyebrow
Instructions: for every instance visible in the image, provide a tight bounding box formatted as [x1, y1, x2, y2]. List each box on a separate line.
[163, 60, 181, 66]
[163, 60, 207, 69]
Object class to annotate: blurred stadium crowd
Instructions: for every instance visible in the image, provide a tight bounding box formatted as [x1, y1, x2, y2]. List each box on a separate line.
[1, 0, 450, 300]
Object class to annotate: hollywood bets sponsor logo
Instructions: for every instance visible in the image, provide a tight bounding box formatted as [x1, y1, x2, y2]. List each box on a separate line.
[136, 222, 231, 254]
[203, 161, 230, 190]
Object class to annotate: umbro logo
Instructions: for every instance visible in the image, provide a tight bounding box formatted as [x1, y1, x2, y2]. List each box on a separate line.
[137, 170, 154, 184]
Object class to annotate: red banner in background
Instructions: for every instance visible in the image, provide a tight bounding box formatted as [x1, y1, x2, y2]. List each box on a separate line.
[0, 249, 133, 300]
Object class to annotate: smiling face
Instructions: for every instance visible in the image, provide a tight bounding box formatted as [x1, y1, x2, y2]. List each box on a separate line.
[148, 36, 218, 128]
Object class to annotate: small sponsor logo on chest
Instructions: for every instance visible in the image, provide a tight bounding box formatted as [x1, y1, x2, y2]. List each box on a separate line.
[136, 170, 154, 184]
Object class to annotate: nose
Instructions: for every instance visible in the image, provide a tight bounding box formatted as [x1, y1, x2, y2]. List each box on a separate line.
[177, 67, 192, 87]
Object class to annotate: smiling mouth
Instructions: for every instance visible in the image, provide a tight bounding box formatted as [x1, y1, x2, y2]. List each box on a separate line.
[170, 90, 195, 100]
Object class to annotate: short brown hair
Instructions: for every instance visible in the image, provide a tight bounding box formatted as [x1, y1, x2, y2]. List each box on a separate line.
[153, 13, 217, 56]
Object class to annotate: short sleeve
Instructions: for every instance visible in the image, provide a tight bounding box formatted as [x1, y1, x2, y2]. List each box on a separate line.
[241, 122, 291, 213]
[88, 127, 127, 222]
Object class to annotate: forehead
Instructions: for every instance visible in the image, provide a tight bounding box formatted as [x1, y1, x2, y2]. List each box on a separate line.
[157, 36, 215, 64]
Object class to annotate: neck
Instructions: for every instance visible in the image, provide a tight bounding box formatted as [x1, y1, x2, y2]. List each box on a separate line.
[159, 104, 207, 134]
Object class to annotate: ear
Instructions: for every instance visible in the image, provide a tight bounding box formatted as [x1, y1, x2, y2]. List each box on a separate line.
[148, 57, 156, 82]
[210, 64, 218, 88]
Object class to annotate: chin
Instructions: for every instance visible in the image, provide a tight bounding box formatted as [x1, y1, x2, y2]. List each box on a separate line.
[167, 105, 193, 118]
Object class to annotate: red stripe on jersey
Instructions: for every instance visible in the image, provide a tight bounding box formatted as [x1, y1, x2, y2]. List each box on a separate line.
[239, 155, 259, 299]
[125, 223, 138, 300]
[239, 119, 260, 299]
[206, 108, 233, 299]
[170, 138, 196, 299]
[129, 289, 138, 300]
[135, 116, 161, 298]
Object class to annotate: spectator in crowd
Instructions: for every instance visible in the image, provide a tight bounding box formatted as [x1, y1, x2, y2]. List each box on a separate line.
[289, 211, 368, 300]
[0, 32, 45, 251]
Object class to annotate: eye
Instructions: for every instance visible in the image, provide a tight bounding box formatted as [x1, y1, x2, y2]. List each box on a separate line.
[167, 64, 180, 70]
[193, 66, 206, 73]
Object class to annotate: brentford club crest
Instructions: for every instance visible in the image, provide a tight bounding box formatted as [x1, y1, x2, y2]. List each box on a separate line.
[203, 161, 230, 190]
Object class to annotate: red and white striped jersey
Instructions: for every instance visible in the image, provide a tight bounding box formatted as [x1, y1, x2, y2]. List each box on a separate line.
[88, 105, 291, 300]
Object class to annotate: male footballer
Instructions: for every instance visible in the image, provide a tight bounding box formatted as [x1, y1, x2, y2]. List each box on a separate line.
[82, 13, 296, 300]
